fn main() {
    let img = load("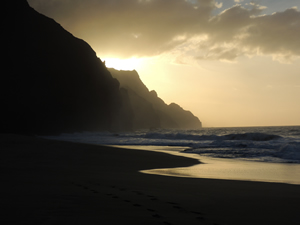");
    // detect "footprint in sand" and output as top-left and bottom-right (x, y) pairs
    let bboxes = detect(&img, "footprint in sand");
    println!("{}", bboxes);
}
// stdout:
(196, 216), (205, 220)
(163, 222), (173, 225)
(190, 211), (203, 215)
(166, 202), (178, 205)
(152, 213), (163, 219)
(147, 208), (156, 212)
(133, 190), (144, 196)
